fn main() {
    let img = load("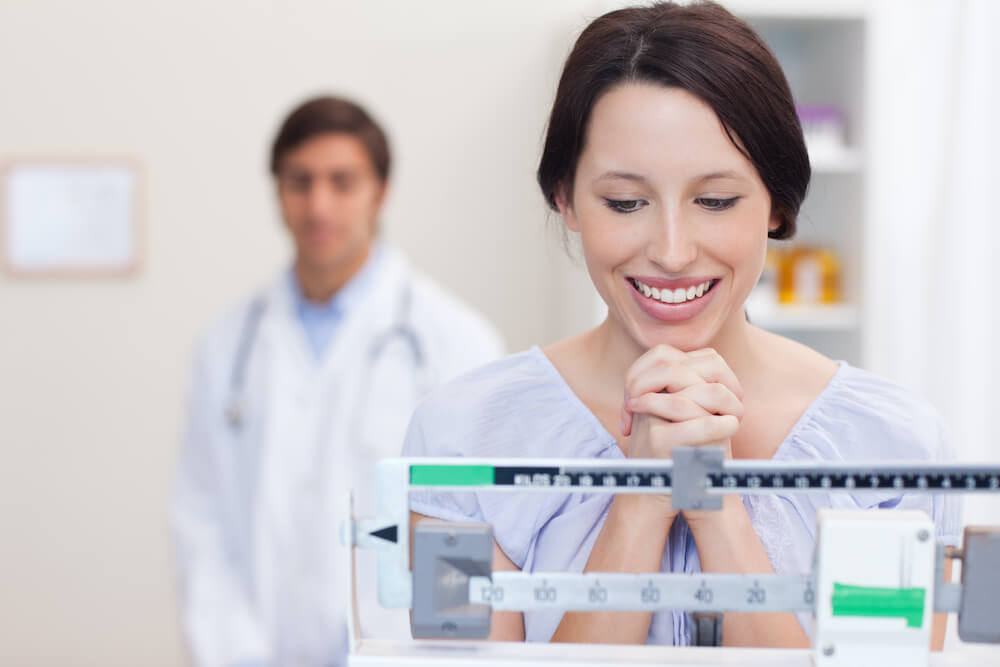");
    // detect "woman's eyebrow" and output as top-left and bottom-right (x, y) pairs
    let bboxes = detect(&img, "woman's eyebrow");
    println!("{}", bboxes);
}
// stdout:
(594, 170), (649, 184)
(693, 170), (745, 184)
(595, 170), (748, 186)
